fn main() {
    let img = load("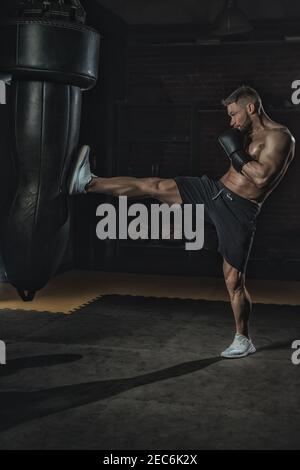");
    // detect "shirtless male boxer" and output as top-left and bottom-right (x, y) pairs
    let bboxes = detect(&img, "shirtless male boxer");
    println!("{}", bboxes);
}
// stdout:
(68, 86), (295, 358)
